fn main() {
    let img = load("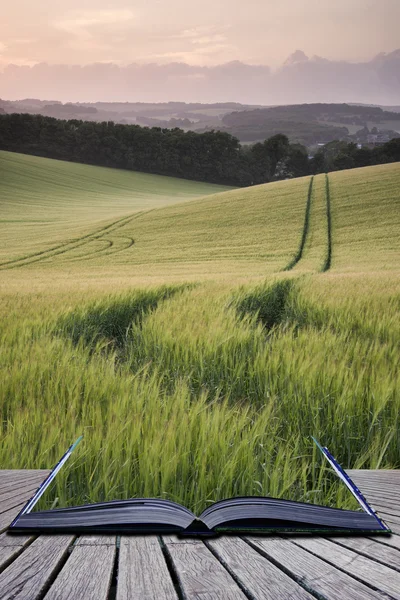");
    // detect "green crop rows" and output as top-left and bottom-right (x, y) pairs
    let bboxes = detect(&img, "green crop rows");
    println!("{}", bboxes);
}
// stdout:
(0, 151), (399, 512)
